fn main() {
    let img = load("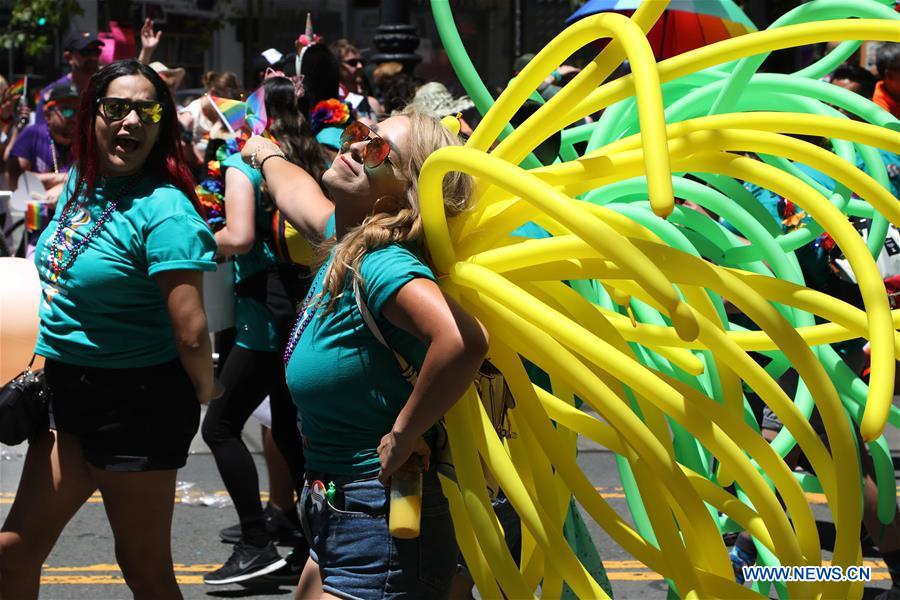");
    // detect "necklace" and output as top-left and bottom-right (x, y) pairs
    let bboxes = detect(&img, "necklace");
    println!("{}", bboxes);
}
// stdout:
(46, 177), (138, 277)
(48, 134), (59, 174)
(283, 267), (327, 366)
